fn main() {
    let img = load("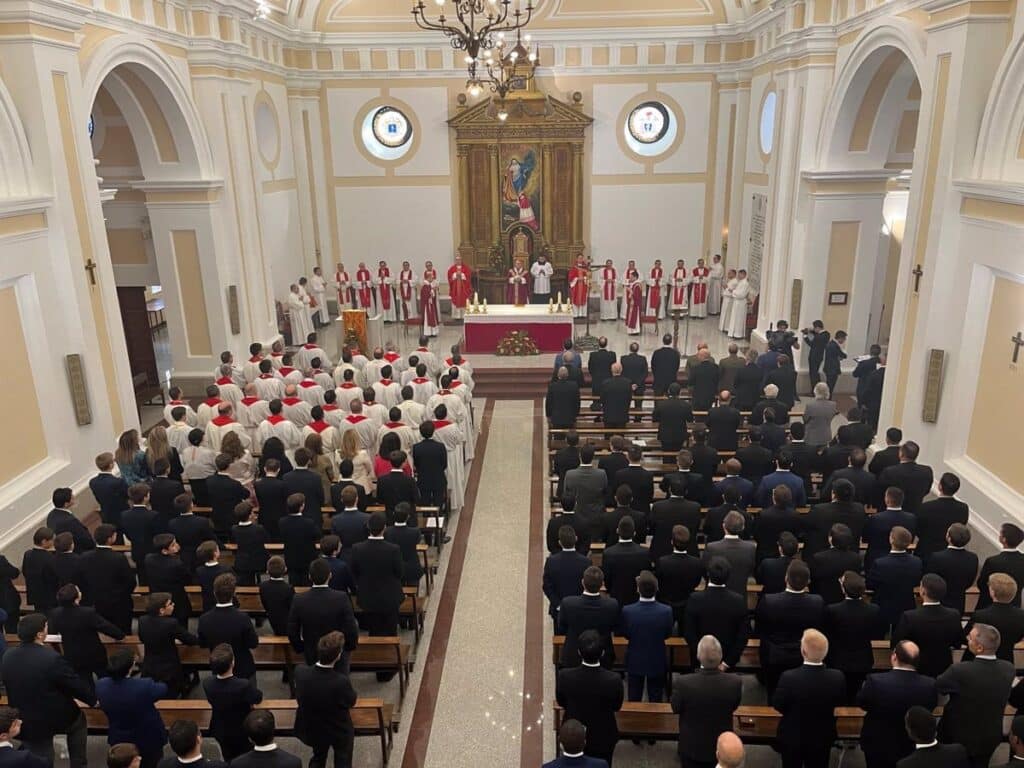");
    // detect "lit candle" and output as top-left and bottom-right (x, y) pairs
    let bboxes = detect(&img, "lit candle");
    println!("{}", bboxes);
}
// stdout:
(556, 291), (562, 305)
(473, 291), (479, 305)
